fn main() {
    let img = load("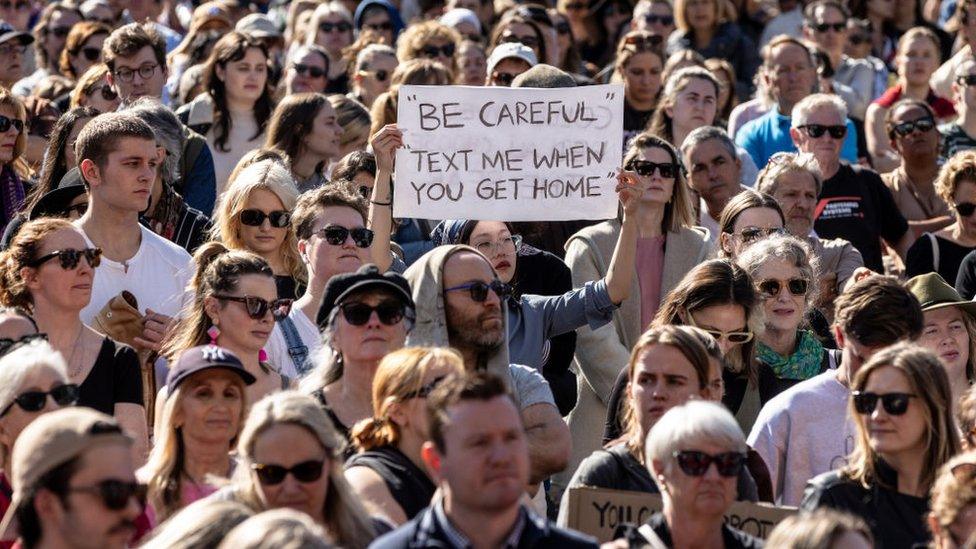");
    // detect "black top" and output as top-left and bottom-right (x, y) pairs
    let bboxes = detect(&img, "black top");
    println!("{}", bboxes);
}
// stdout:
(800, 460), (930, 549)
(623, 99), (654, 151)
(275, 274), (299, 301)
(906, 233), (975, 288)
(957, 249), (976, 300)
(345, 446), (435, 520)
(326, 72), (350, 95)
(312, 388), (354, 459)
(615, 513), (764, 549)
(814, 163), (909, 273)
(78, 338), (144, 415)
